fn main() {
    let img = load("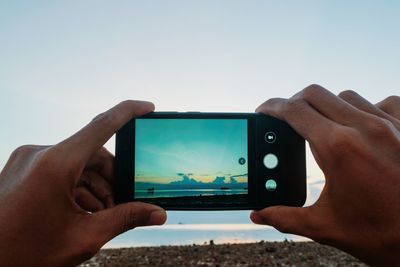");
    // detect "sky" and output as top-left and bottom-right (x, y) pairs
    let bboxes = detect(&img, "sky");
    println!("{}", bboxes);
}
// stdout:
(0, 1), (399, 230)
(135, 118), (248, 184)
